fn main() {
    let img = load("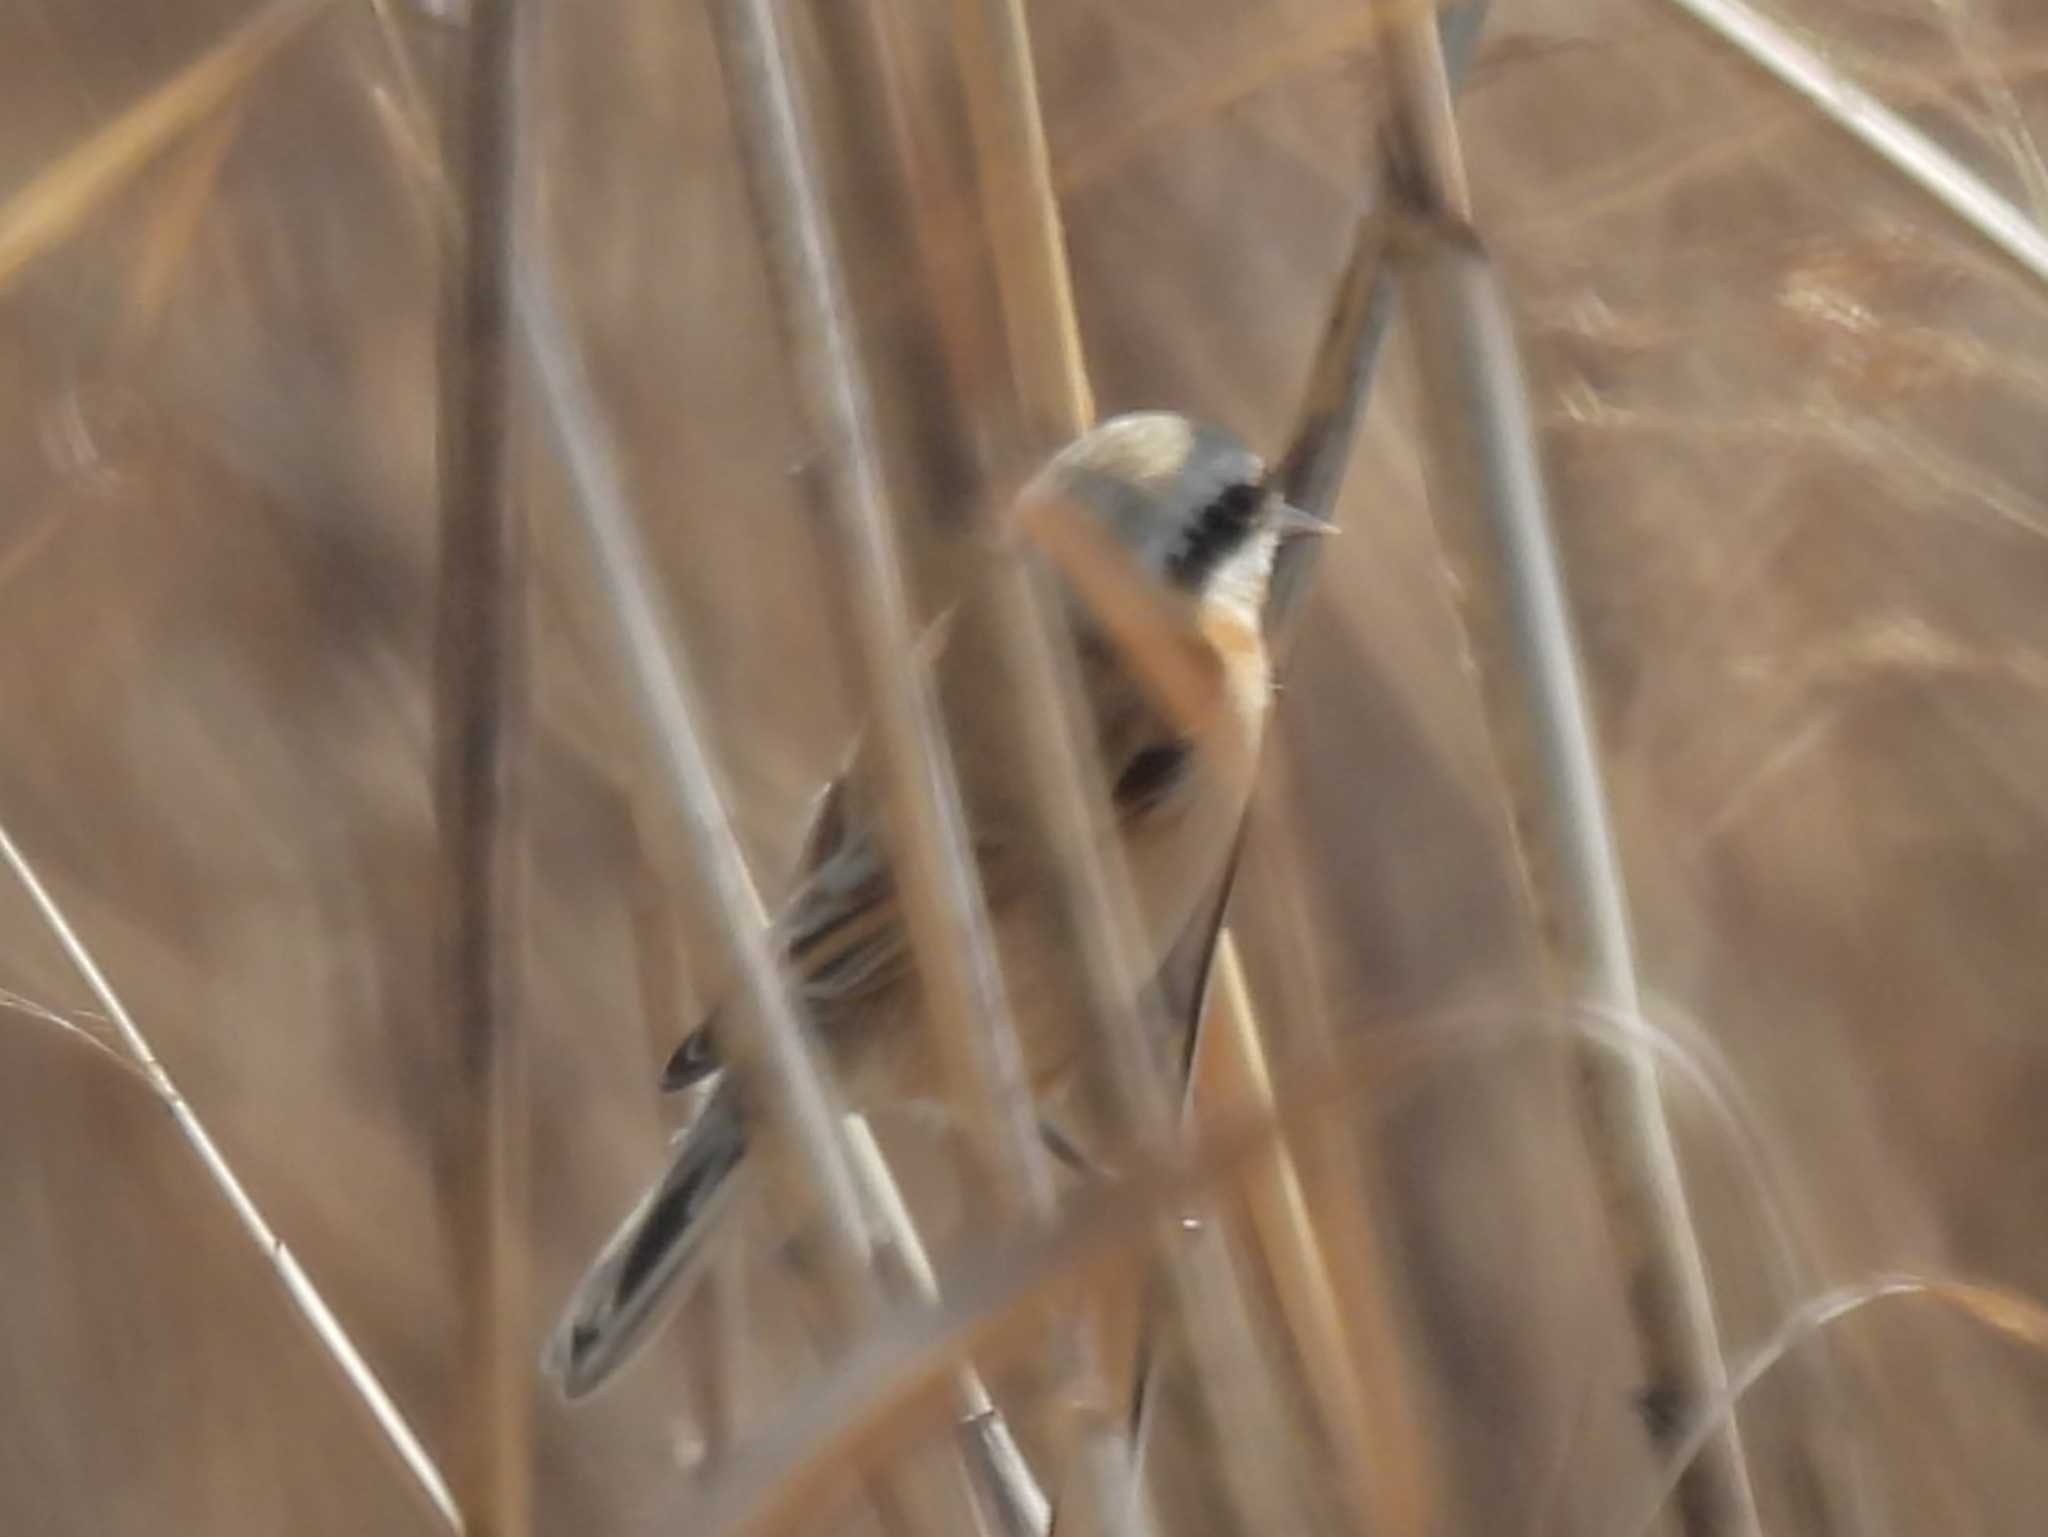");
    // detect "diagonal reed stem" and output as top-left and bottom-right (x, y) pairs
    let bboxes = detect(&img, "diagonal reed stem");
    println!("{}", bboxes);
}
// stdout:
(0, 818), (462, 1531)
(513, 259), (877, 1325)
(1661, 0), (2048, 293)
(700, 2), (1066, 1531)
(1368, 5), (1761, 1532)
(516, 181), (984, 1537)
(713, 0), (1064, 1236)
